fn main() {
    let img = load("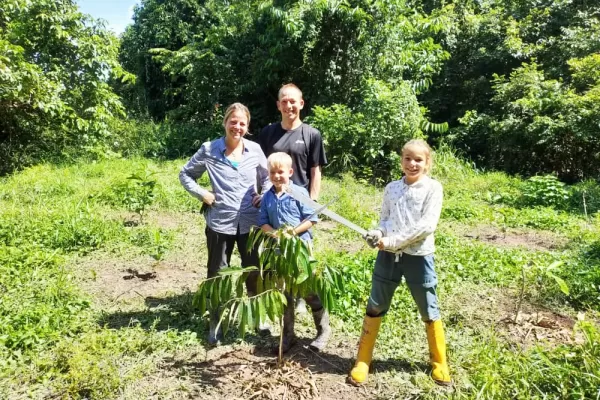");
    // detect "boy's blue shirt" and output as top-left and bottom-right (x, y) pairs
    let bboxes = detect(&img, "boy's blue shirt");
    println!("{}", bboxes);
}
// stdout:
(258, 182), (318, 241)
